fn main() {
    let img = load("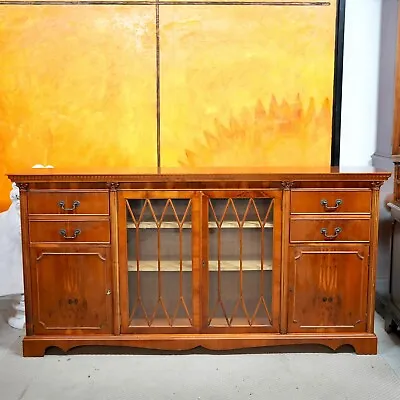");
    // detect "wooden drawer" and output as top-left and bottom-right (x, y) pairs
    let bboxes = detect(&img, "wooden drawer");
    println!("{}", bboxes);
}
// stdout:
(30, 220), (110, 243)
(291, 190), (371, 214)
(290, 218), (370, 243)
(28, 191), (109, 215)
